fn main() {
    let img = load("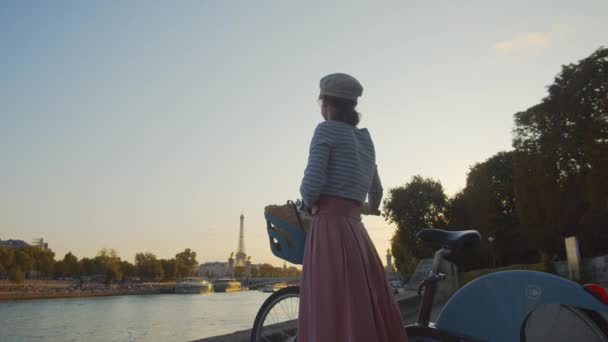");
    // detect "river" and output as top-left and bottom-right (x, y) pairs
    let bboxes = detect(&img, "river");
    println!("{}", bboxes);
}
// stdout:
(0, 291), (272, 342)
